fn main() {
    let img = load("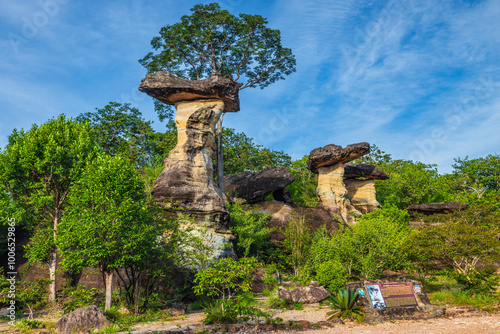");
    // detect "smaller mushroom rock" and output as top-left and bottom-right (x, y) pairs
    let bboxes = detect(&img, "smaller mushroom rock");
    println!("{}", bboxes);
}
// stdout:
(344, 164), (389, 180)
(307, 142), (370, 174)
(345, 179), (380, 214)
(56, 305), (109, 334)
(139, 71), (242, 112)
(406, 201), (469, 214)
(223, 167), (295, 203)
